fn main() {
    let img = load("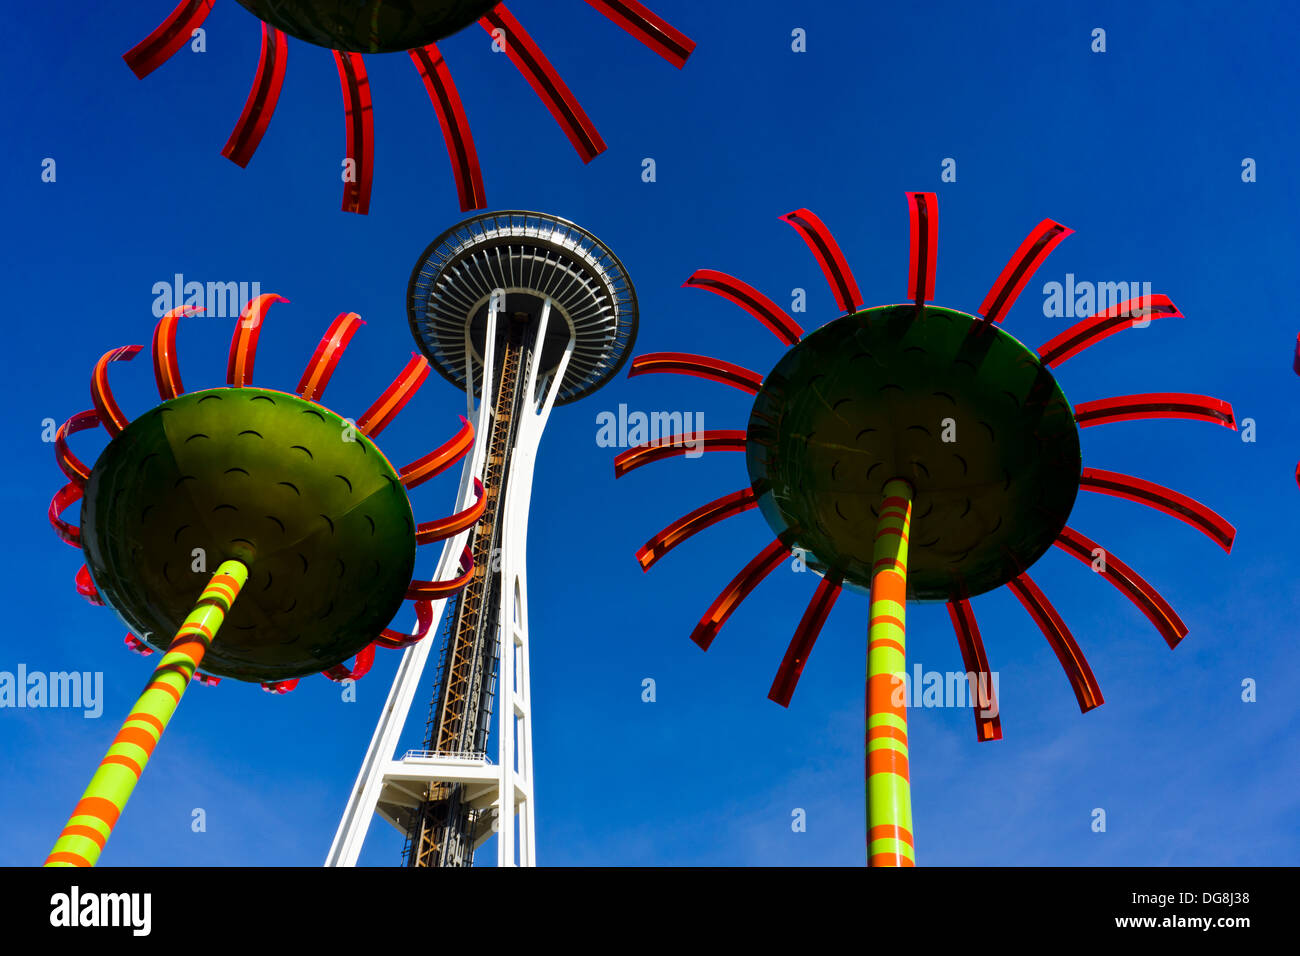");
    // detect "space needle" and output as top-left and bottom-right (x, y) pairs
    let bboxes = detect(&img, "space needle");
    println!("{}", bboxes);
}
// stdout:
(327, 211), (637, 866)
